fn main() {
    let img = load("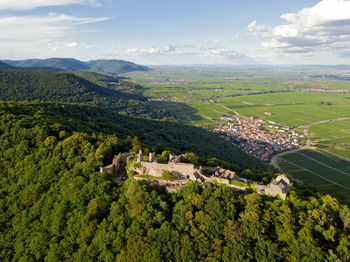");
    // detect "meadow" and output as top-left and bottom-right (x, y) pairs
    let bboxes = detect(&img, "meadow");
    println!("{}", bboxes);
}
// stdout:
(124, 67), (350, 200)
